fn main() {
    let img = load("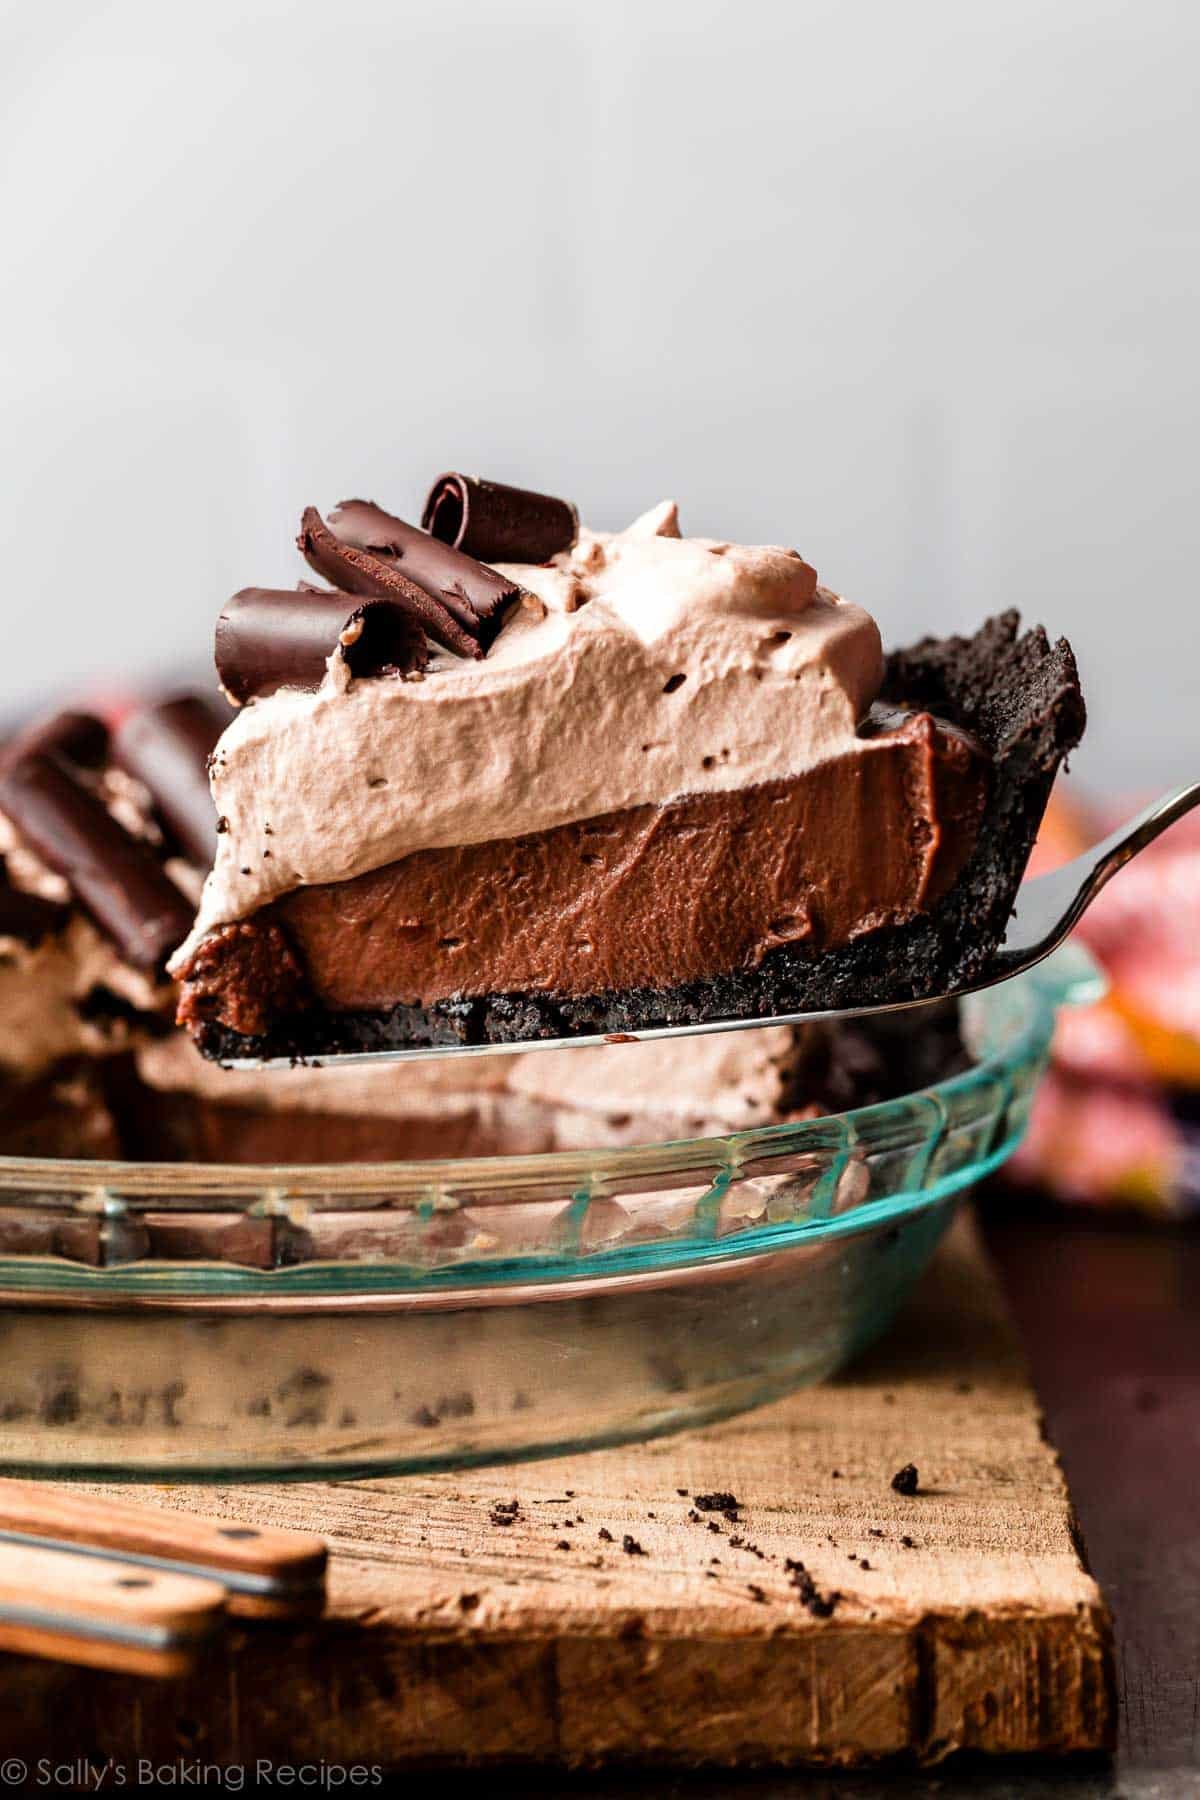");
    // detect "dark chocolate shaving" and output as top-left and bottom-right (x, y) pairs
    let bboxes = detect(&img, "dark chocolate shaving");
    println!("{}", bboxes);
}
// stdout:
(0, 862), (69, 946)
(299, 508), (481, 660)
(113, 693), (233, 868)
(215, 586), (429, 706)
(0, 753), (193, 972)
(8, 710), (110, 772)
(327, 500), (521, 651)
(422, 473), (578, 565)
